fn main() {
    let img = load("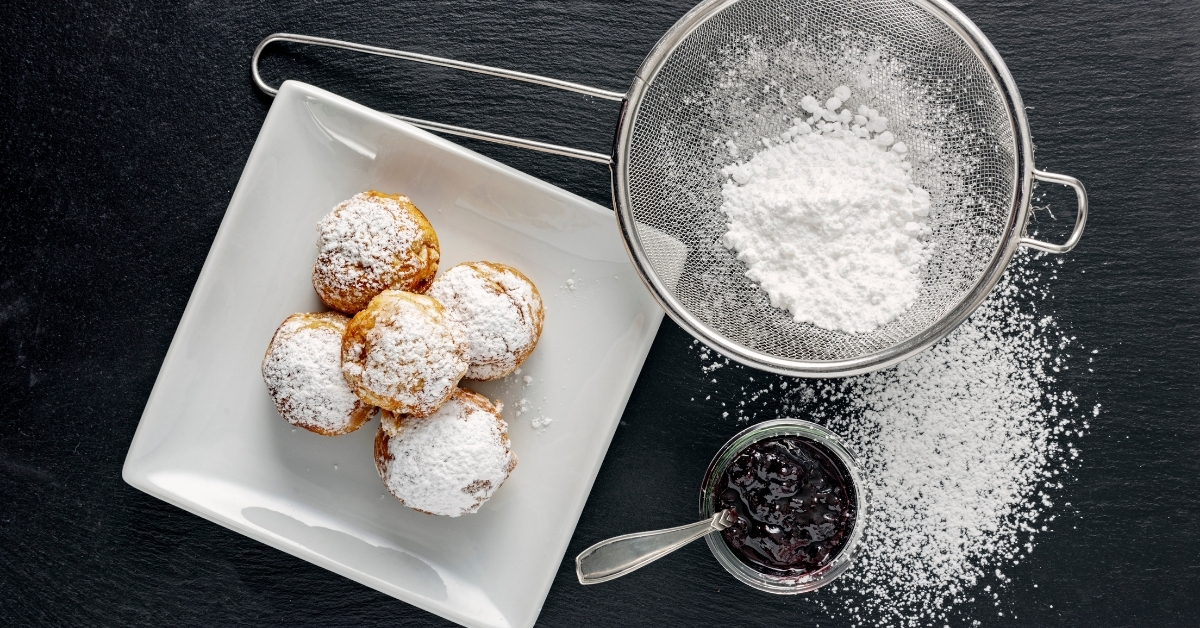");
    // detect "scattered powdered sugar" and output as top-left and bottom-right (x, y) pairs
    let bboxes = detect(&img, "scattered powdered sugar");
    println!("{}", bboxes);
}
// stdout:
(719, 87), (931, 333)
(490, 372), (553, 432)
(690, 252), (1092, 625)
(377, 389), (517, 517)
(428, 262), (543, 380)
(342, 292), (467, 416)
(261, 313), (370, 434)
